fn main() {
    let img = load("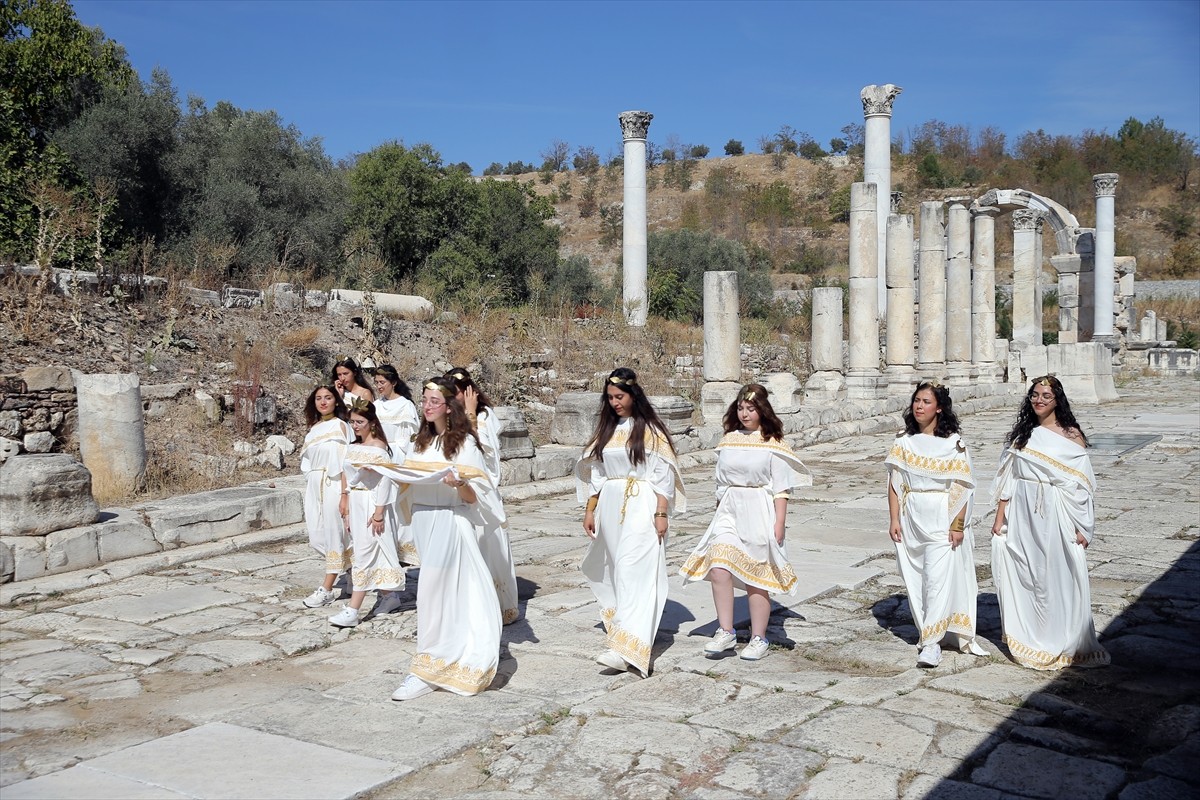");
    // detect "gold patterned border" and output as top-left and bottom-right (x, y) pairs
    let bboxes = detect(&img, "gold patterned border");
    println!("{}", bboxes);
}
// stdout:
(679, 542), (797, 594)
(300, 426), (350, 457)
(919, 612), (974, 645)
(886, 444), (972, 480)
(1019, 447), (1095, 492)
(350, 565), (405, 590)
(1002, 633), (1110, 671)
(410, 652), (496, 694)
(324, 548), (353, 573)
